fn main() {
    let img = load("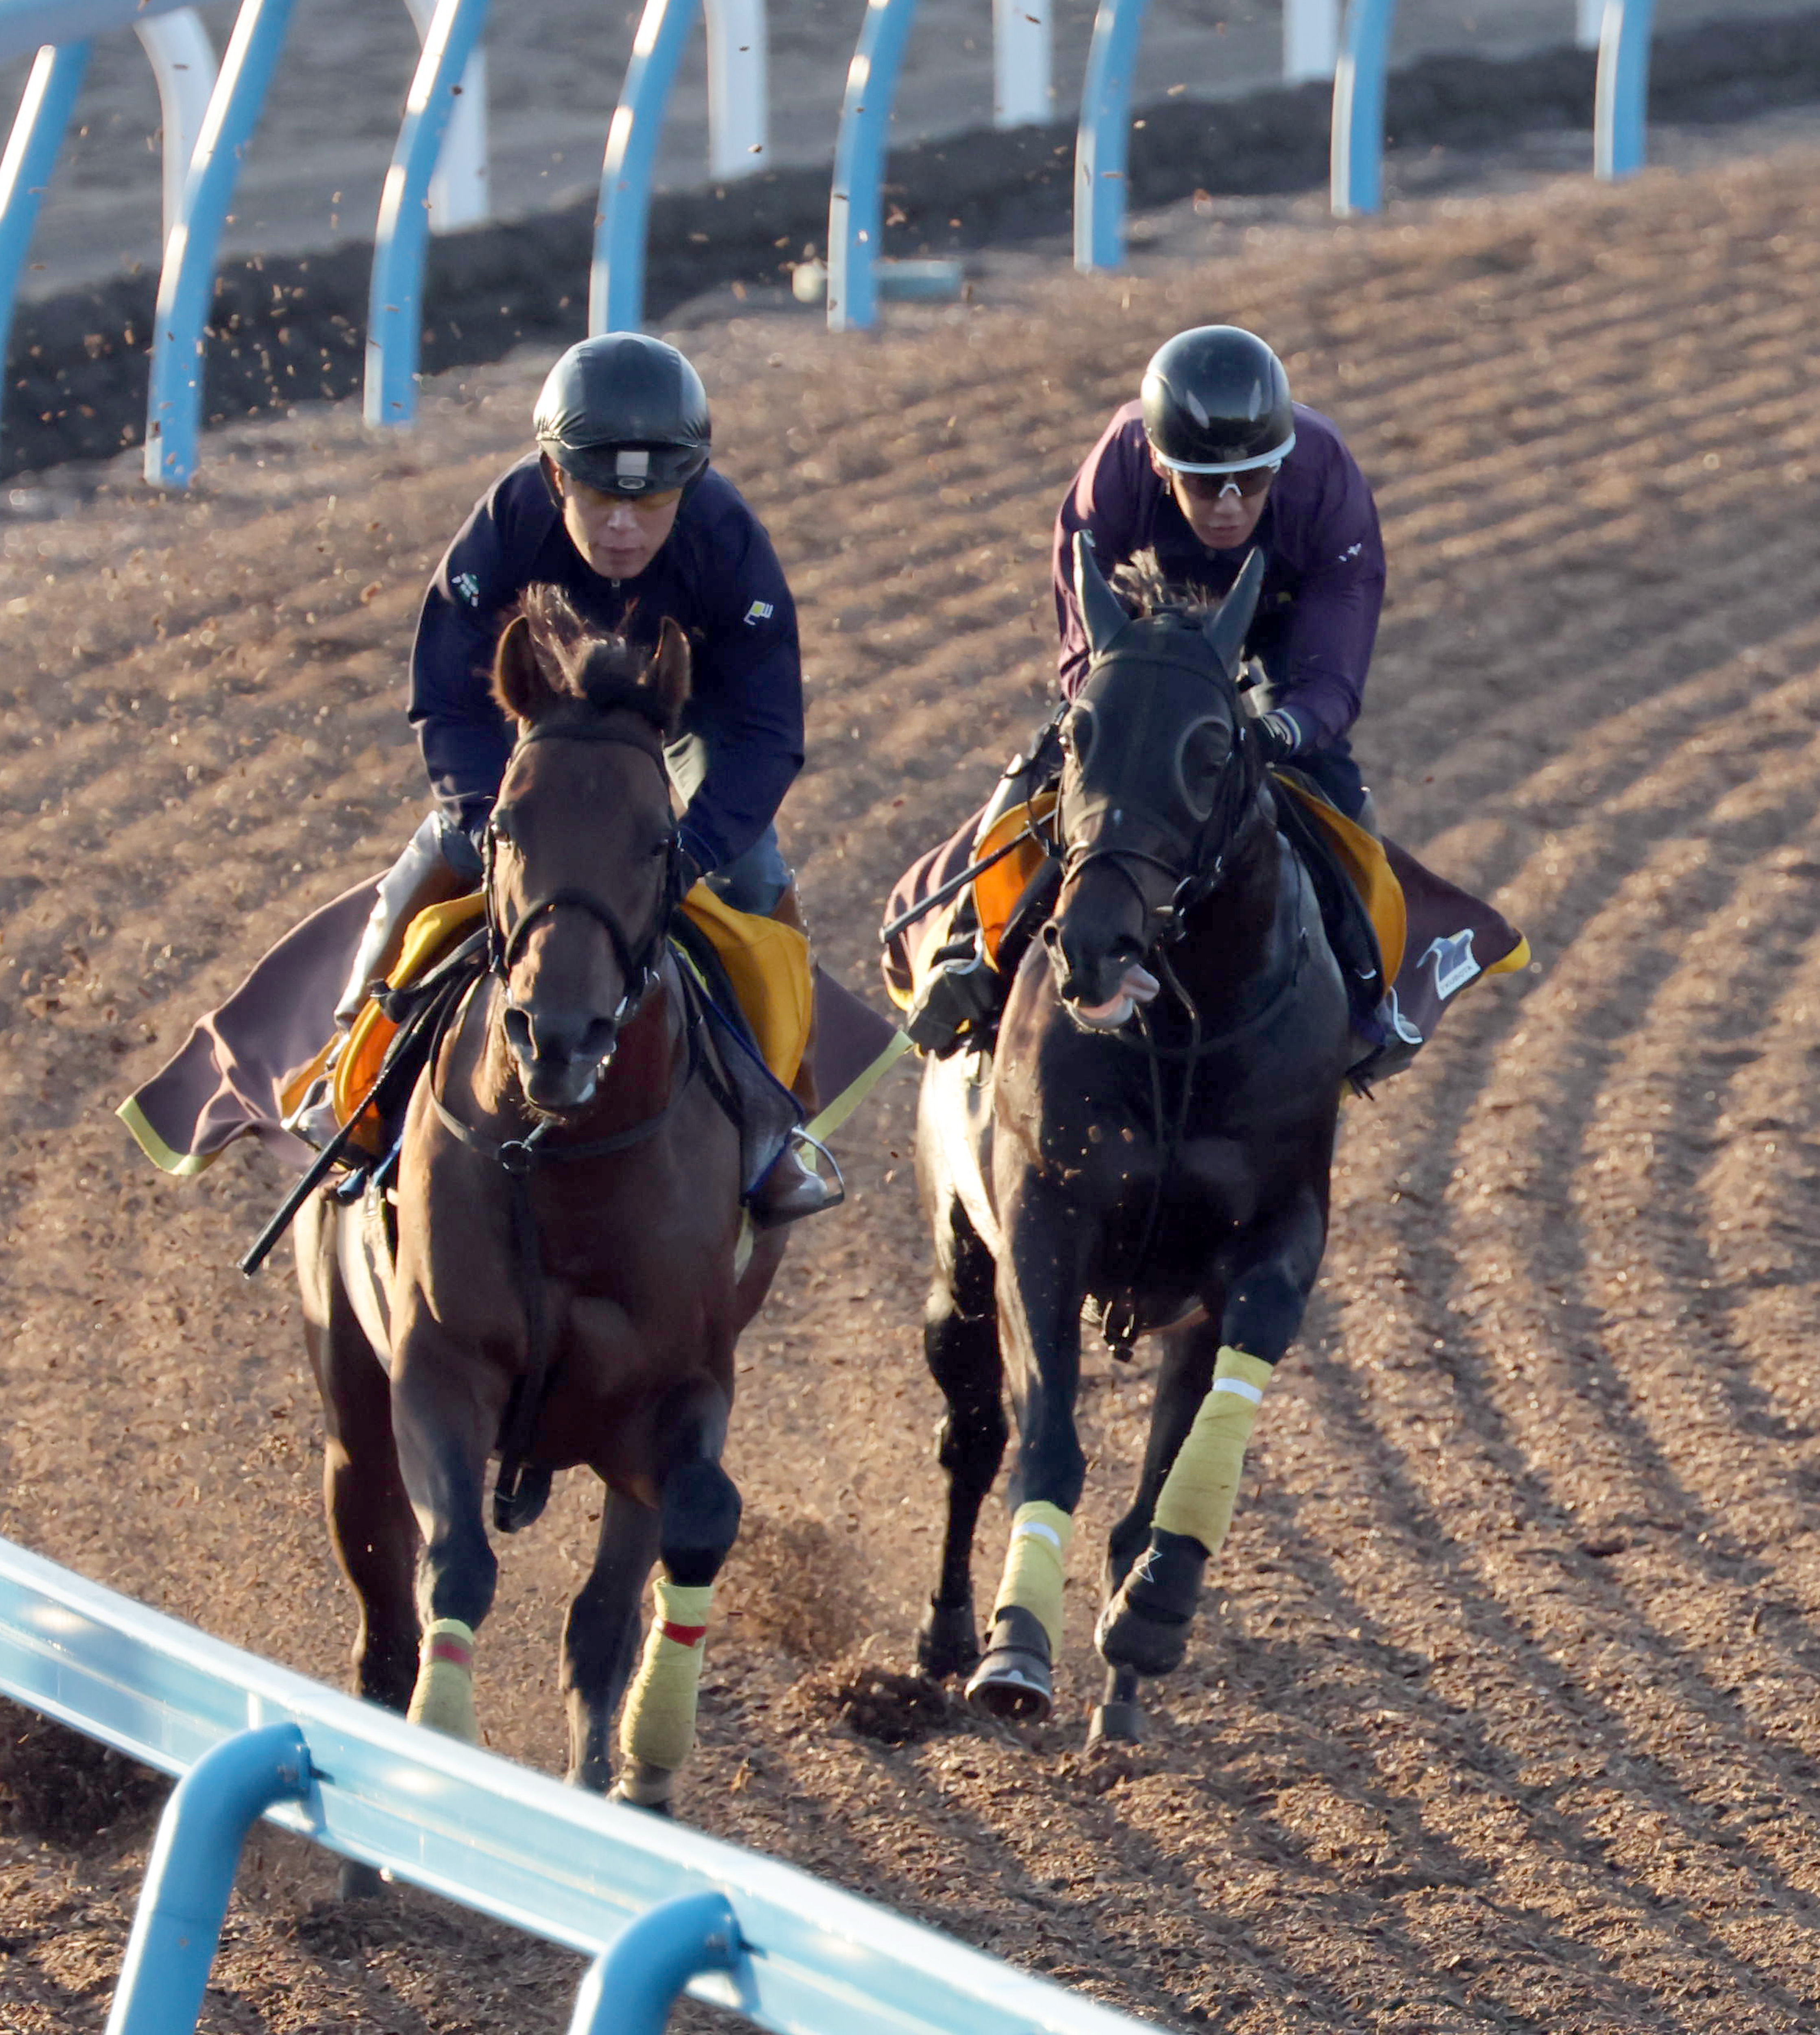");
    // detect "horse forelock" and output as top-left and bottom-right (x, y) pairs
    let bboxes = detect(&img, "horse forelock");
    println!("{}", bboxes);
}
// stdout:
(513, 585), (675, 738)
(1110, 548), (1219, 629)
